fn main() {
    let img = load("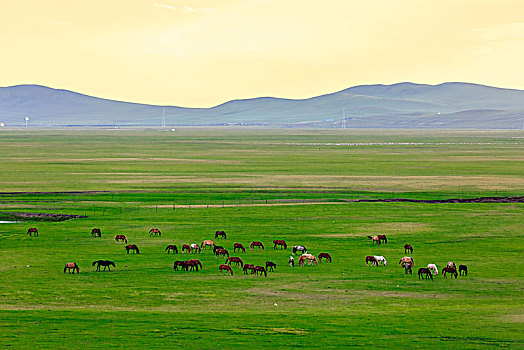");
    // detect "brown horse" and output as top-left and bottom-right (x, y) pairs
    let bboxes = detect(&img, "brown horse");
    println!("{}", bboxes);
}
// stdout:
(115, 235), (127, 244)
(226, 256), (243, 267)
(299, 254), (317, 266)
(243, 264), (255, 275)
(125, 244), (140, 254)
(173, 260), (186, 270)
(201, 240), (215, 250)
(254, 266), (267, 277)
(404, 244), (413, 254)
(366, 256), (378, 266)
(233, 243), (246, 253)
(64, 262), (79, 274)
(318, 253), (332, 263)
(182, 244), (192, 253)
(418, 267), (433, 280)
(215, 248), (229, 258)
(378, 234), (387, 244)
(190, 259), (203, 271)
(91, 228), (101, 238)
(265, 261), (276, 272)
(149, 228), (161, 237)
(368, 235), (380, 245)
(219, 264), (233, 275)
(27, 228), (38, 237)
(273, 240), (287, 249)
(215, 230), (227, 239)
(399, 256), (414, 268)
(165, 245), (178, 254)
(442, 267), (458, 279)
(250, 241), (264, 250)
(92, 260), (115, 271)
